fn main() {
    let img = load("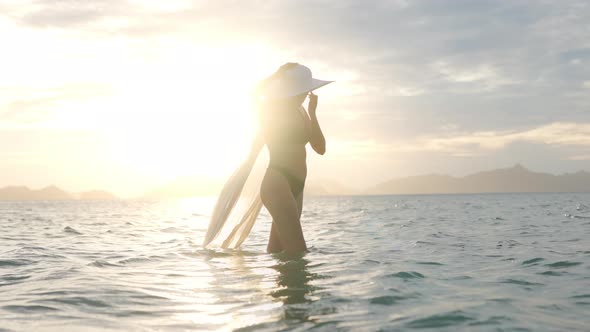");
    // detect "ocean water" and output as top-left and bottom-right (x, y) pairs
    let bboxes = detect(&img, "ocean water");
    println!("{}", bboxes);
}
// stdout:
(1, 193), (589, 332)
